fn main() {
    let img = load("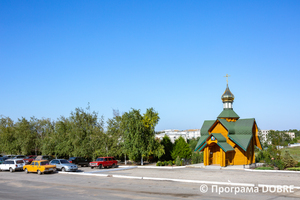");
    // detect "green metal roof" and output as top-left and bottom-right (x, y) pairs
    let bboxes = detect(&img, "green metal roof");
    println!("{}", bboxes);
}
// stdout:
(211, 133), (226, 142)
(234, 118), (255, 135)
(218, 108), (239, 119)
(200, 120), (215, 135)
(198, 142), (207, 152)
(228, 135), (252, 151)
(218, 119), (235, 134)
(194, 135), (209, 151)
(217, 142), (235, 152)
(197, 113), (259, 152)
